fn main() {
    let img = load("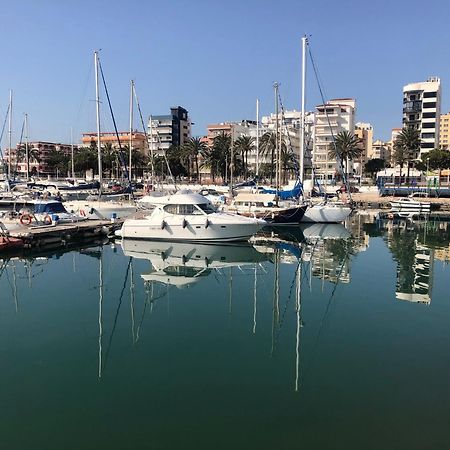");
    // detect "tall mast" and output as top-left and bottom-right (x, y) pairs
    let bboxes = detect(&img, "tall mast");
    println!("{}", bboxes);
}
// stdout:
(8, 89), (12, 182)
(94, 51), (102, 192)
(149, 115), (155, 182)
(300, 36), (307, 182)
(274, 82), (279, 205)
(24, 113), (29, 180)
(71, 127), (75, 179)
(256, 98), (259, 177)
(129, 80), (134, 182)
(229, 125), (234, 201)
